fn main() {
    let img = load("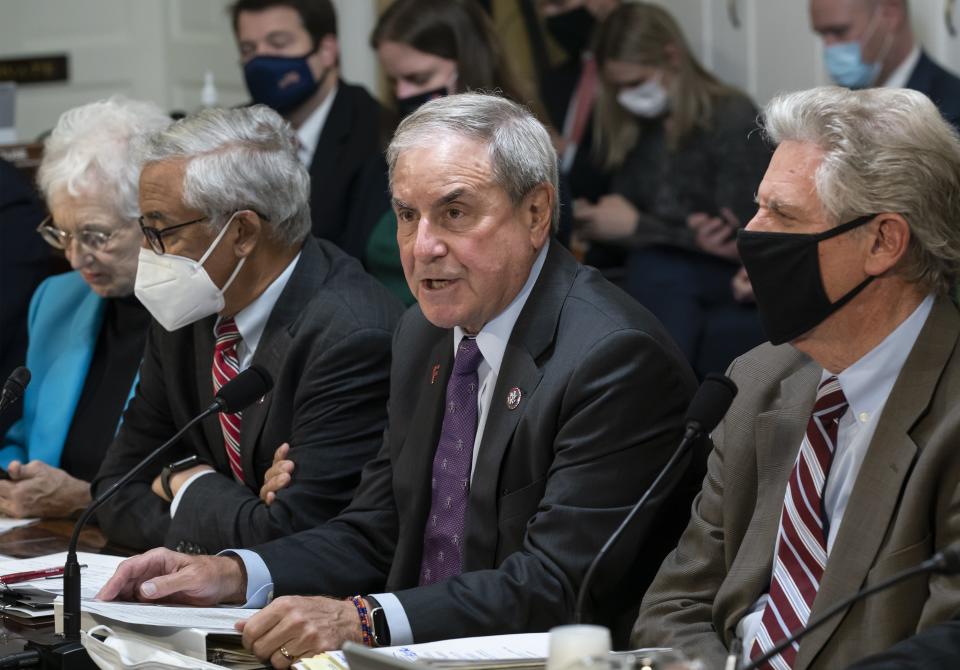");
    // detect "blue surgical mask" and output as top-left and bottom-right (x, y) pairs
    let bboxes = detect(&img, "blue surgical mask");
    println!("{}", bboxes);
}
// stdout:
(822, 10), (891, 89)
(824, 42), (881, 89)
(243, 52), (320, 114)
